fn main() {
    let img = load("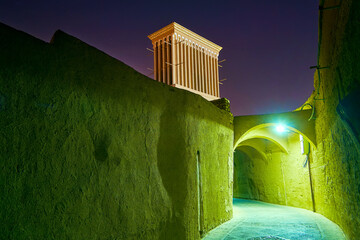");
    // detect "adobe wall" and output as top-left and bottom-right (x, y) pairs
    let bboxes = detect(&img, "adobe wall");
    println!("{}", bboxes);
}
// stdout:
(306, 0), (360, 239)
(0, 23), (233, 240)
(233, 133), (313, 211)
